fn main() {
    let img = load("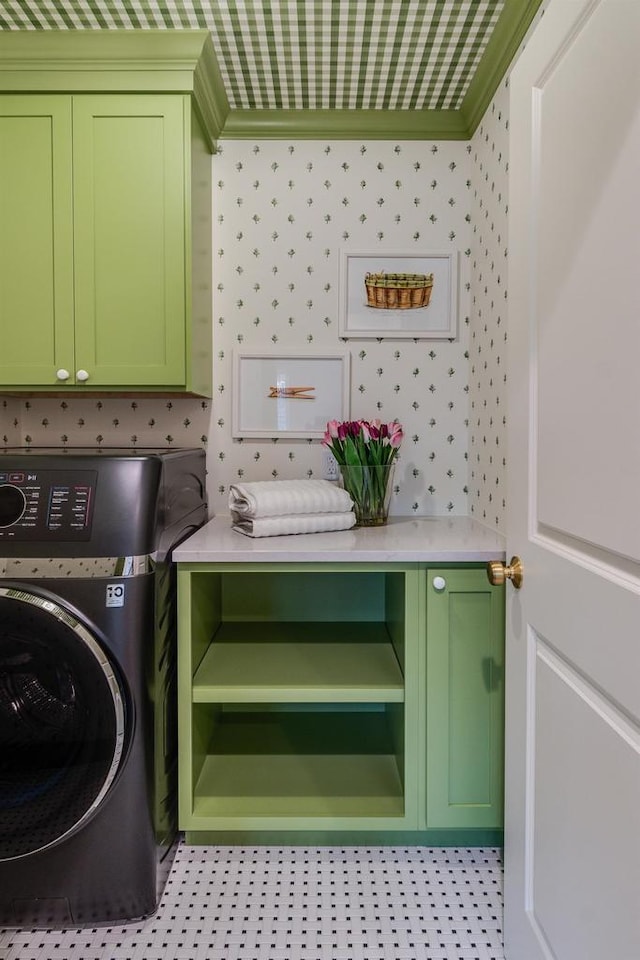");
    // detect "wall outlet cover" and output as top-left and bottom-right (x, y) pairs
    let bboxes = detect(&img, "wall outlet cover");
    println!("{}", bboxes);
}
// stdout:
(322, 449), (340, 481)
